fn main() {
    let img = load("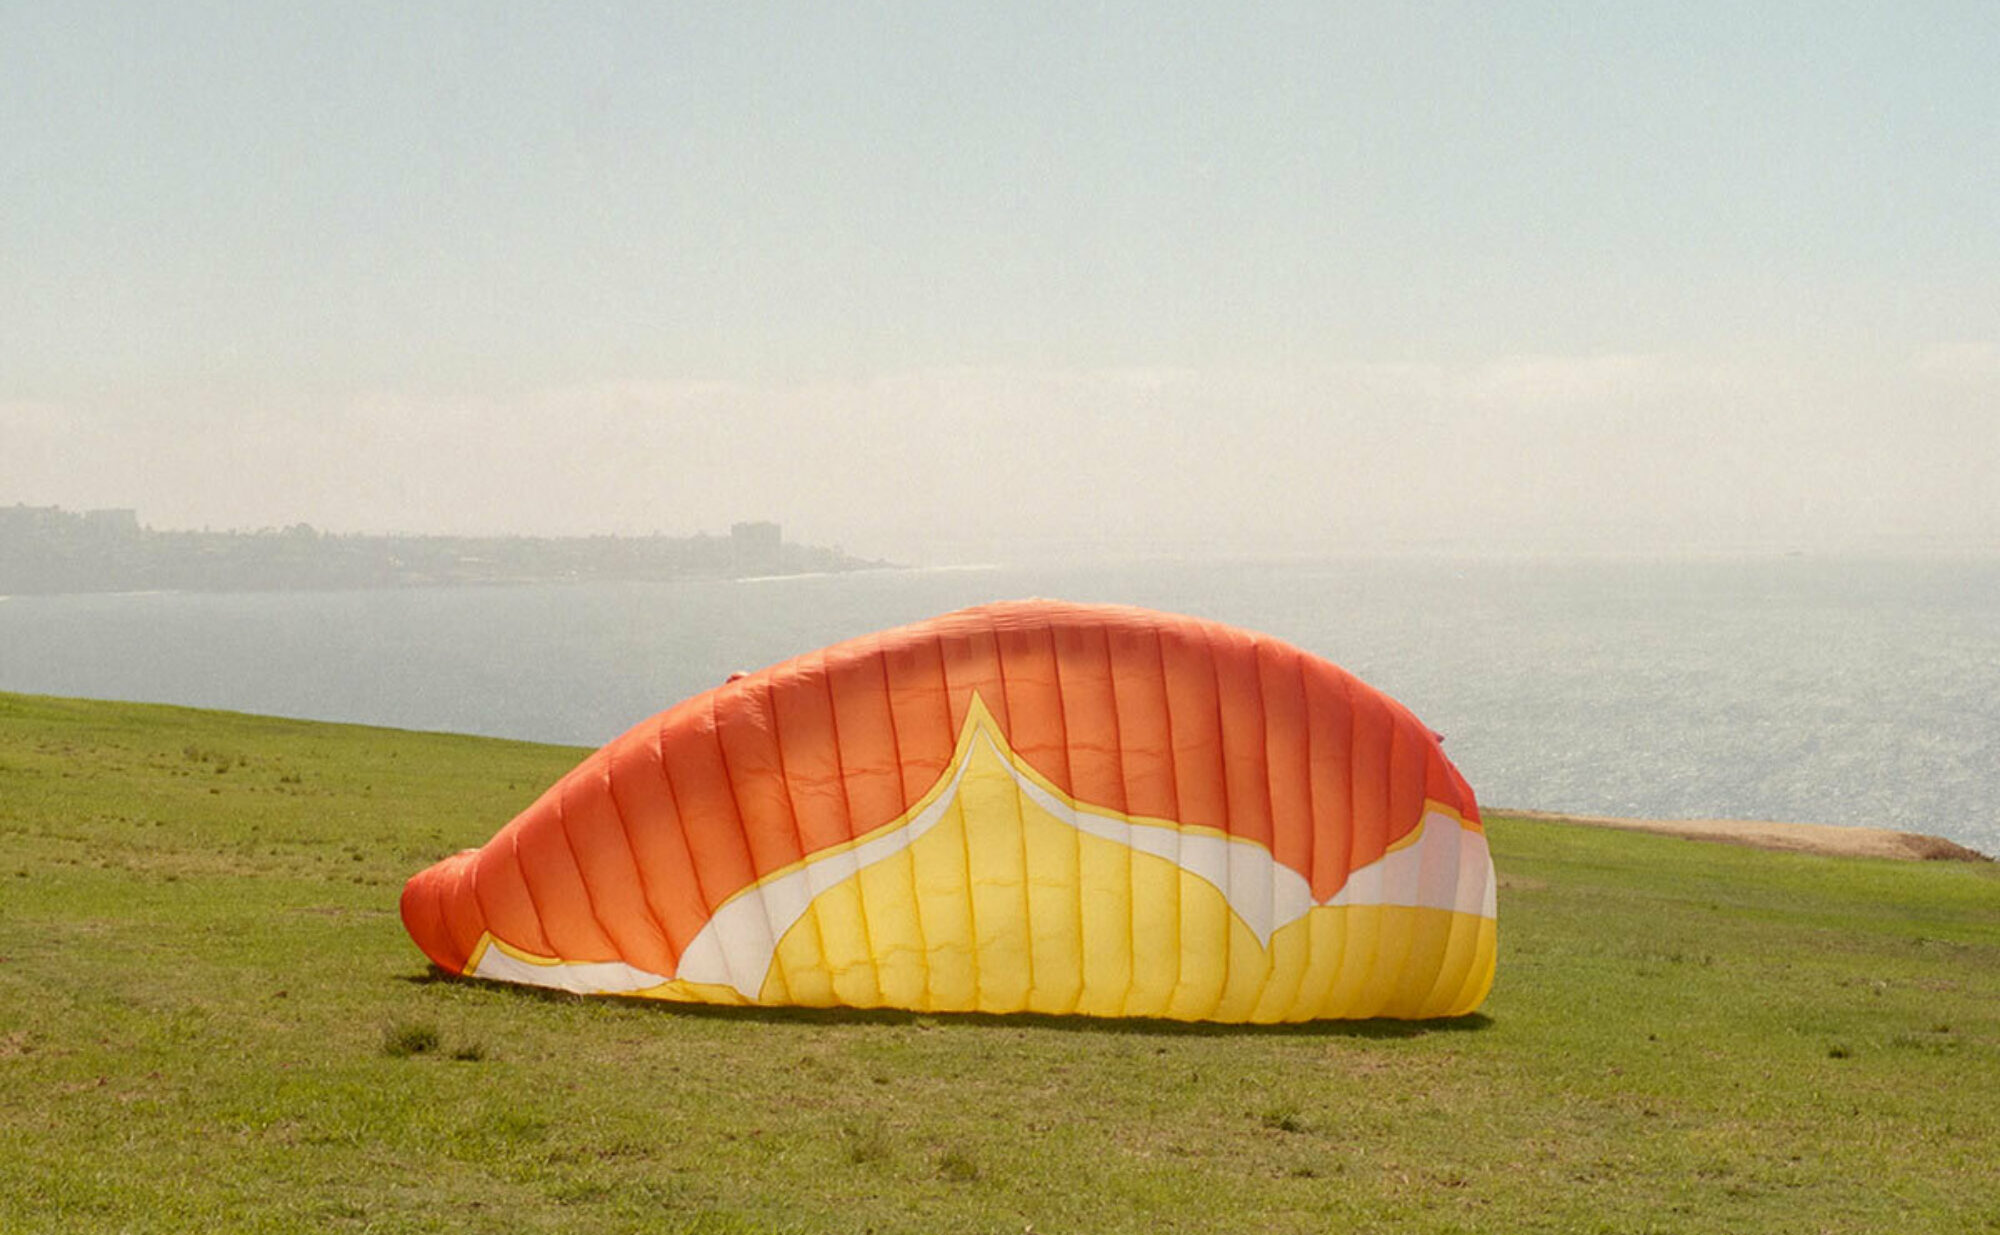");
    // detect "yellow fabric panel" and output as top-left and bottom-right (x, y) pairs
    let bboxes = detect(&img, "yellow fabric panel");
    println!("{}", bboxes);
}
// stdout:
(1316, 899), (1382, 1017)
(757, 733), (1497, 1021)
(1258, 906), (1495, 1022)
(802, 875), (886, 1010)
(1385, 904), (1455, 1018)
(1071, 819), (1134, 1018)
(1370, 906), (1427, 1019)
(1418, 903), (1481, 1016)
(1022, 794), (1083, 1014)
(1247, 892), (1314, 1023)
(770, 897), (836, 1009)
(1448, 915), (1500, 1016)
(1165, 846), (1232, 1021)
(909, 791), (978, 1009)
(959, 752), (1035, 1010)
(1123, 834), (1185, 1015)
(1210, 870), (1273, 1022)
(858, 868), (931, 1010)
